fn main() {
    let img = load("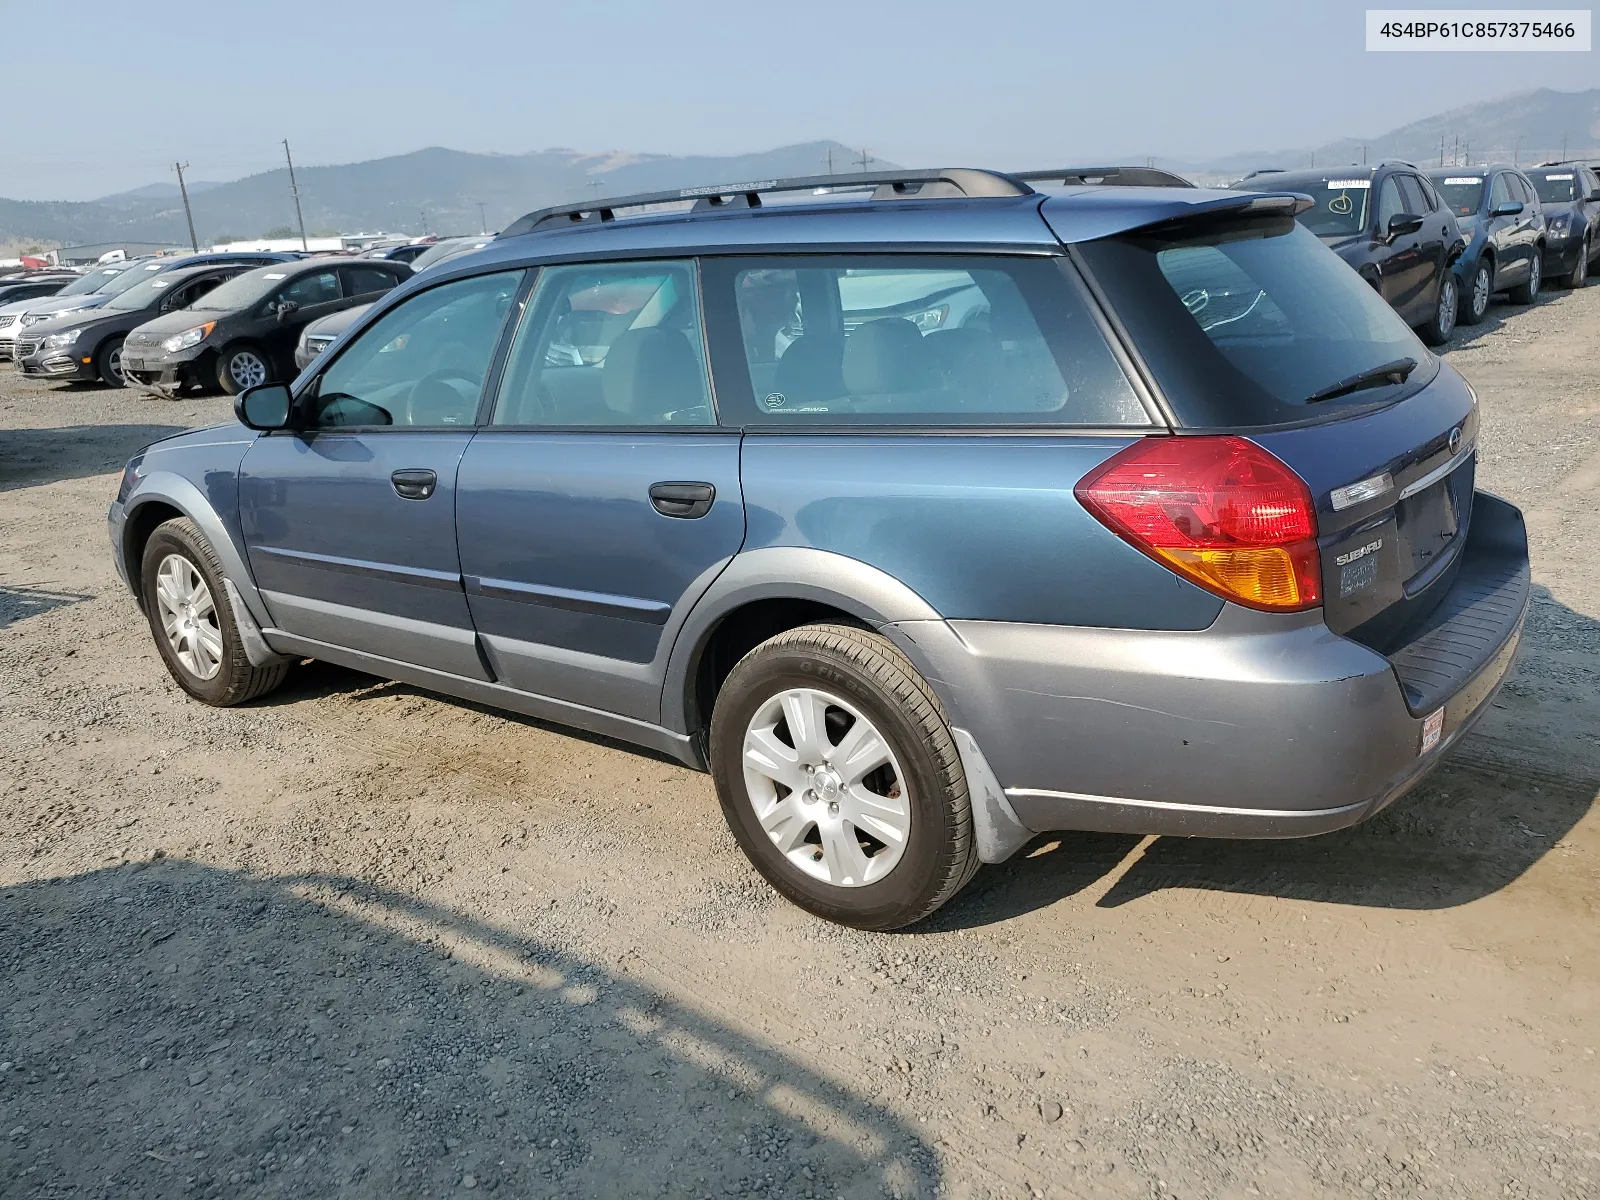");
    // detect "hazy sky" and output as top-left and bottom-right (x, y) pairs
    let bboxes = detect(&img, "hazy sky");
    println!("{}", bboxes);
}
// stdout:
(2, 0), (1594, 200)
